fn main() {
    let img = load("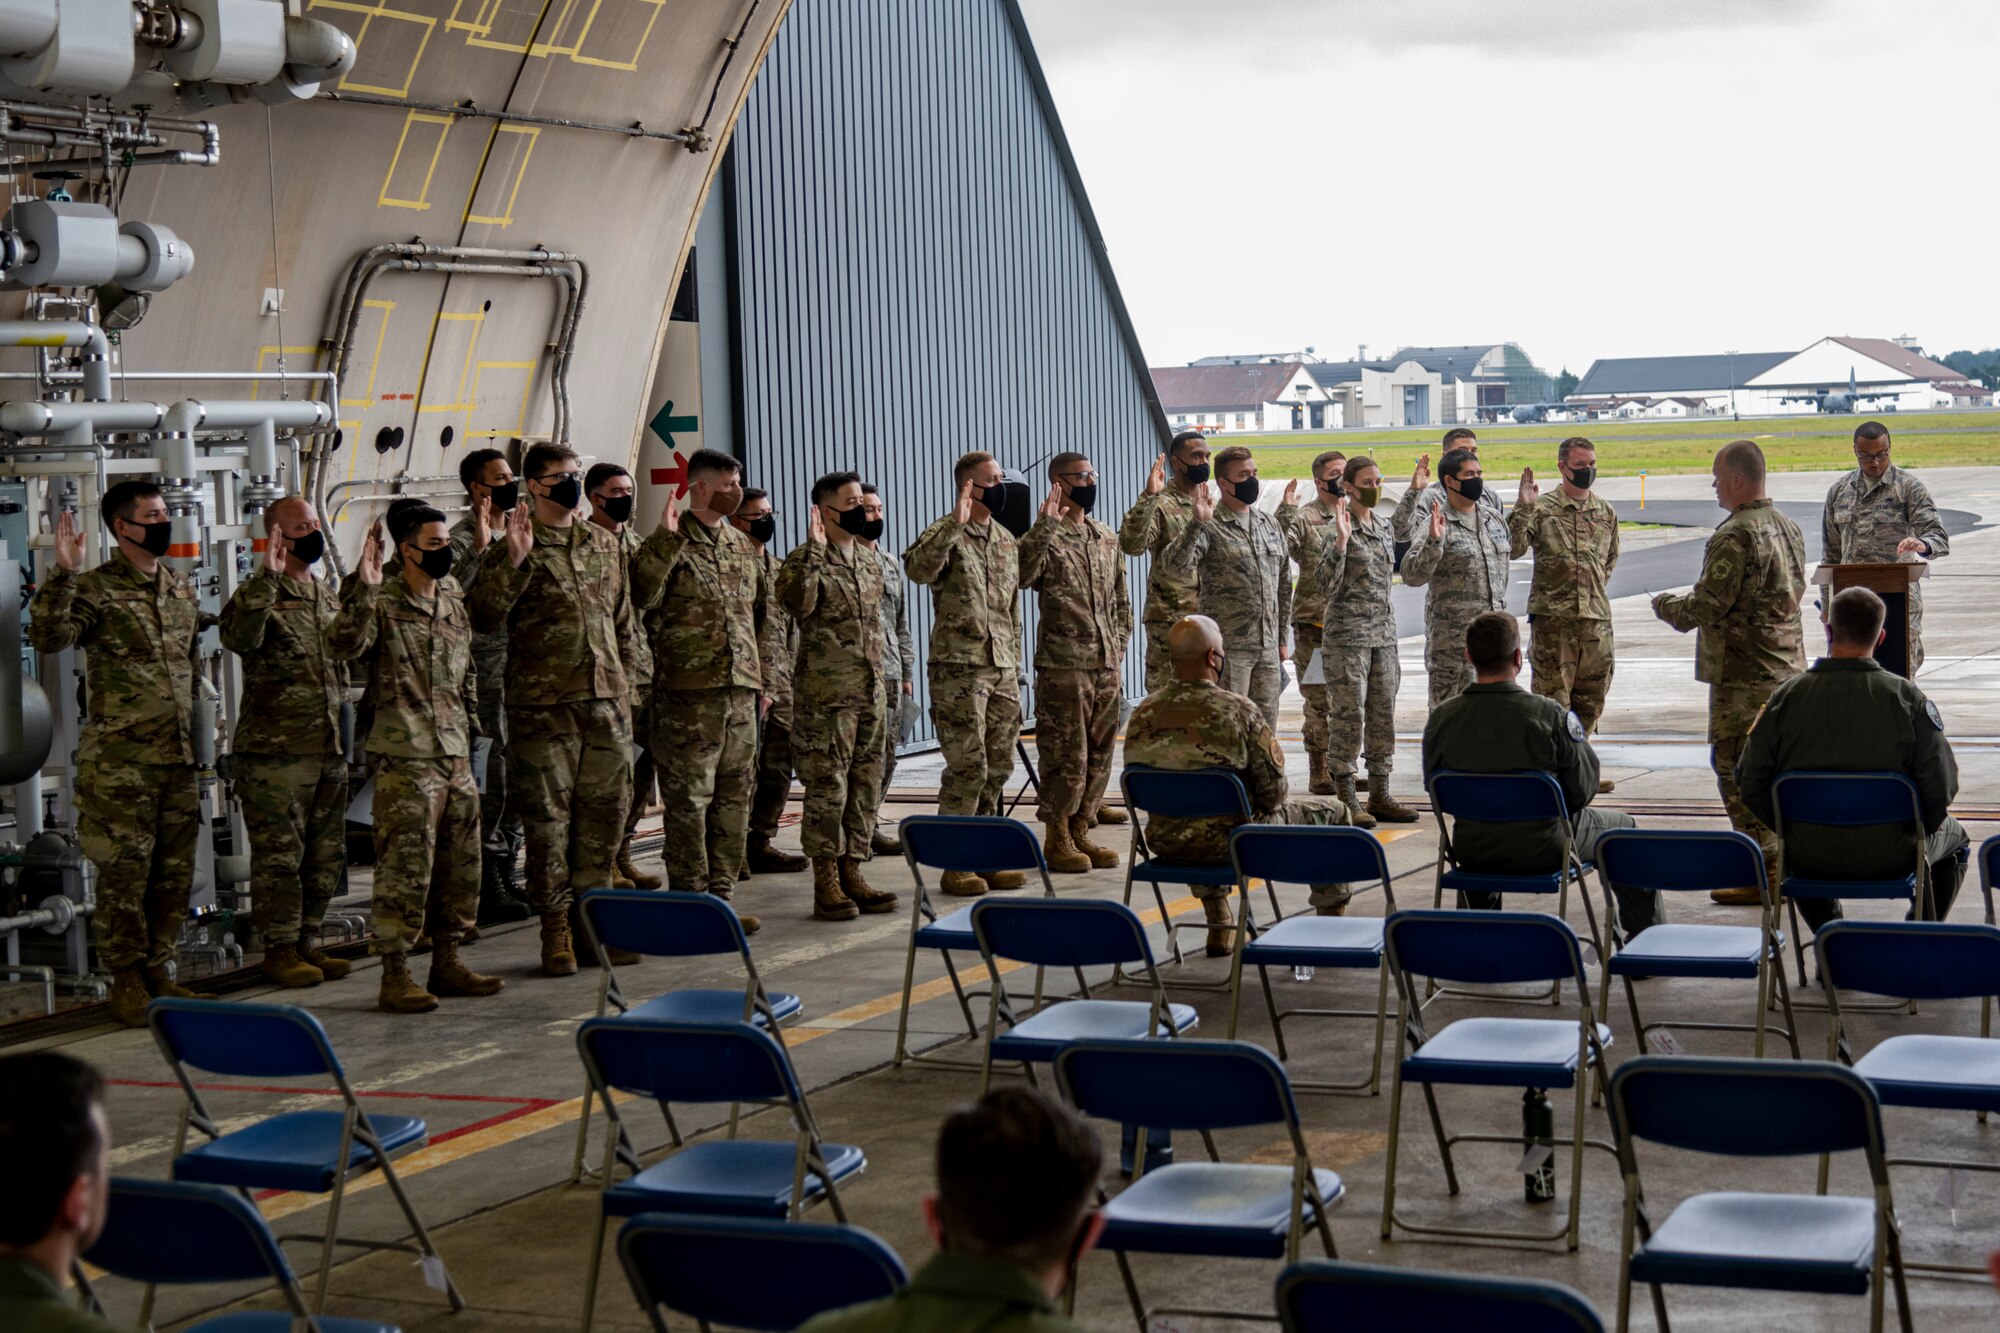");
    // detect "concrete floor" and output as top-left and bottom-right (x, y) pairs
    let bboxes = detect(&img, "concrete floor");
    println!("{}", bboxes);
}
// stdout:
(19, 465), (2000, 1331)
